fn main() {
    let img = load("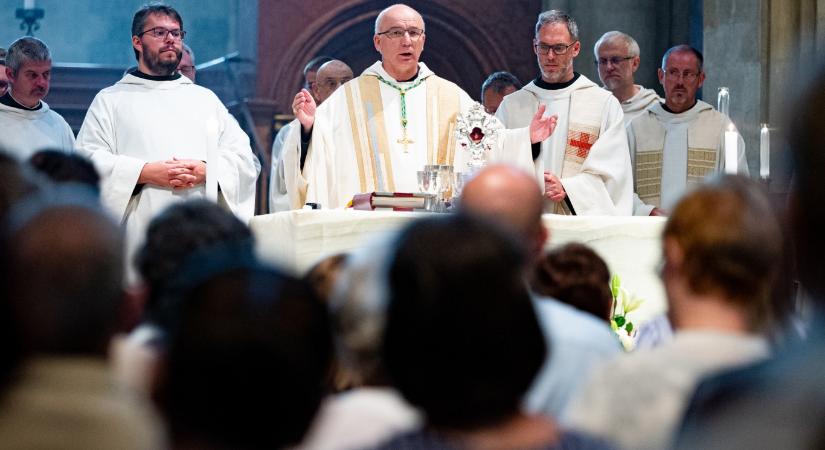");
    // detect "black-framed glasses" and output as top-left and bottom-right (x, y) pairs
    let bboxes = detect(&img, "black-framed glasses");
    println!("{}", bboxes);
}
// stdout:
(139, 27), (186, 41)
(534, 41), (577, 56)
(664, 68), (700, 82)
(595, 56), (634, 66)
(377, 27), (425, 40)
